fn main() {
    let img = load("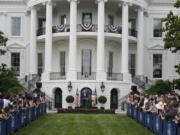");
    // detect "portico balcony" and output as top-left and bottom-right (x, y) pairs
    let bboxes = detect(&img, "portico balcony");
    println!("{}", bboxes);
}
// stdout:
(77, 72), (96, 80)
(36, 24), (137, 38)
(105, 25), (137, 37)
(77, 24), (98, 32)
(47, 72), (126, 81)
(107, 73), (123, 81)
